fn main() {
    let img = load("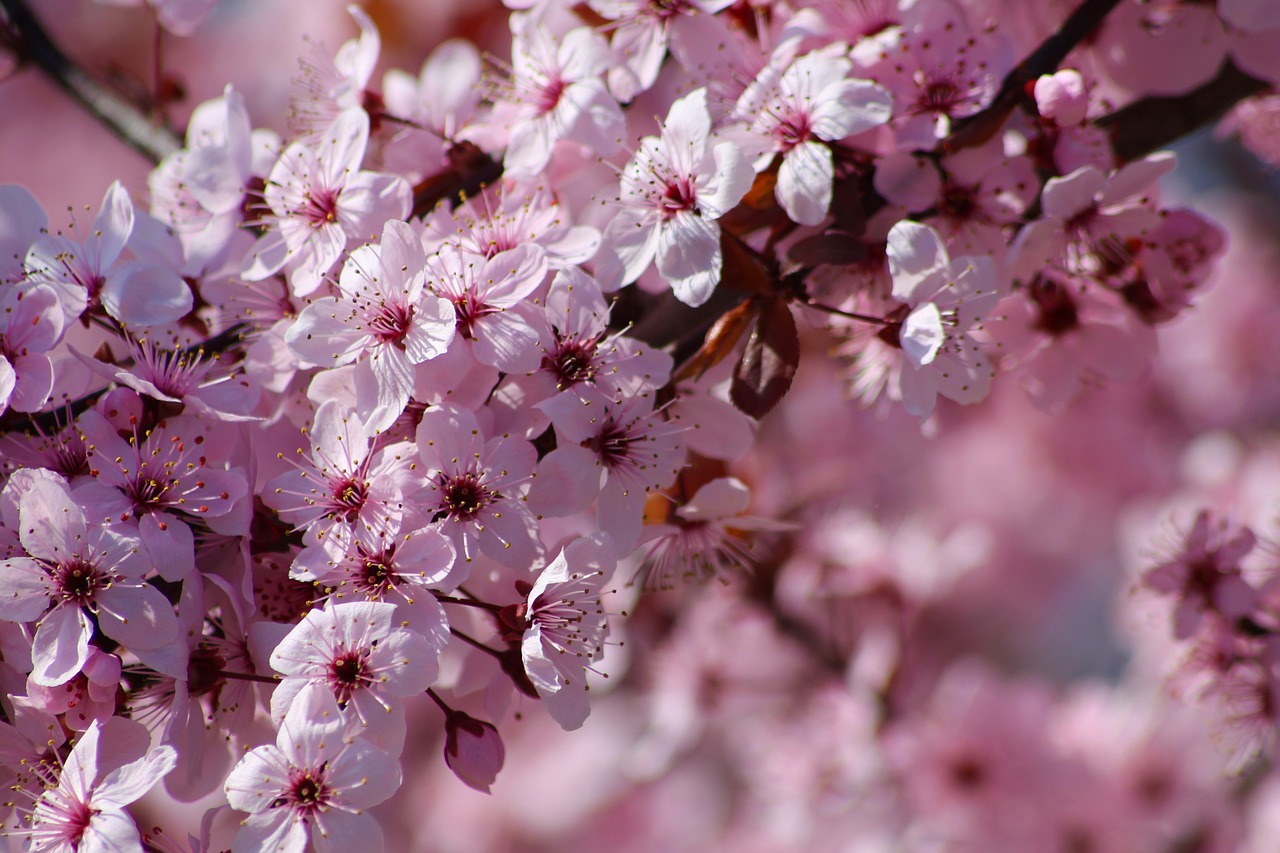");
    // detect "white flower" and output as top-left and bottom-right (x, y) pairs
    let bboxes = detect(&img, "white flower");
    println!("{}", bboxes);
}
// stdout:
(603, 88), (754, 307)
(885, 220), (1006, 418)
